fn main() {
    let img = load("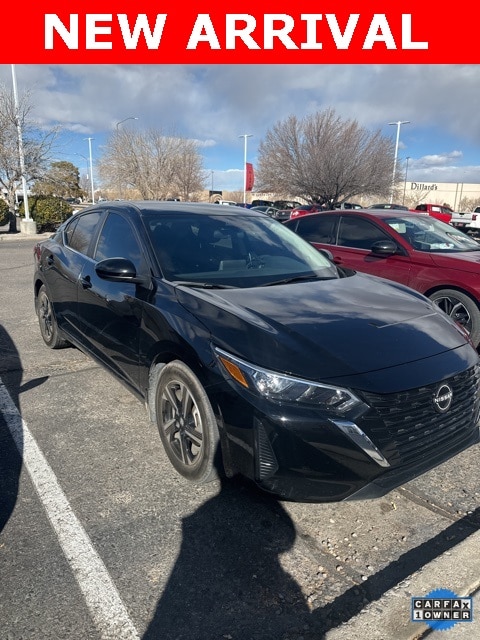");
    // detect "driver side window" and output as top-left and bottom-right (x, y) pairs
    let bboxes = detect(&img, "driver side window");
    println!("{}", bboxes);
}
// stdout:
(94, 212), (144, 271)
(337, 217), (390, 249)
